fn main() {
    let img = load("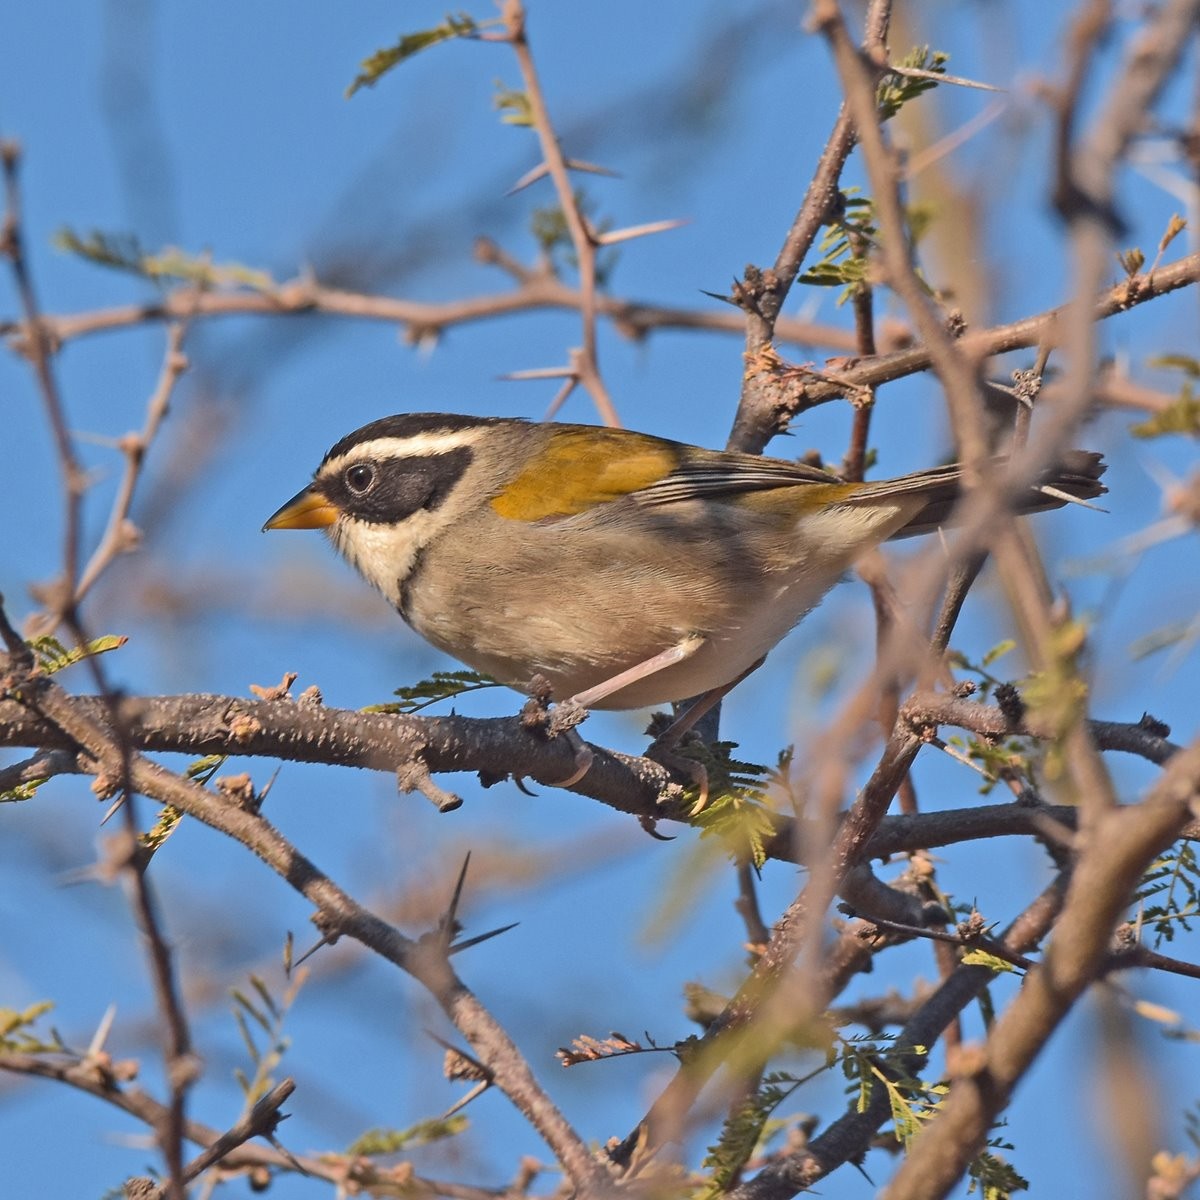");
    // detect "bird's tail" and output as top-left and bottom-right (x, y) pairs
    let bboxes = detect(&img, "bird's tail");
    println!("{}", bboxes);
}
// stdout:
(857, 450), (1109, 541)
